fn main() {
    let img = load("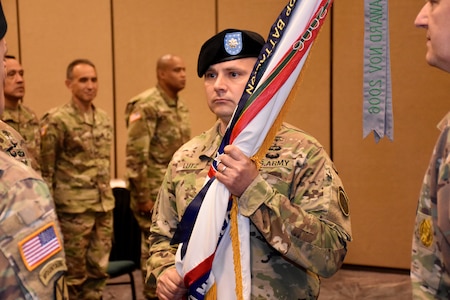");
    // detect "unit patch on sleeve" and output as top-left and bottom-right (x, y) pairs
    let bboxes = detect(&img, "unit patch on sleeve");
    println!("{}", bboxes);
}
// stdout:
(18, 222), (63, 271)
(338, 187), (350, 217)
